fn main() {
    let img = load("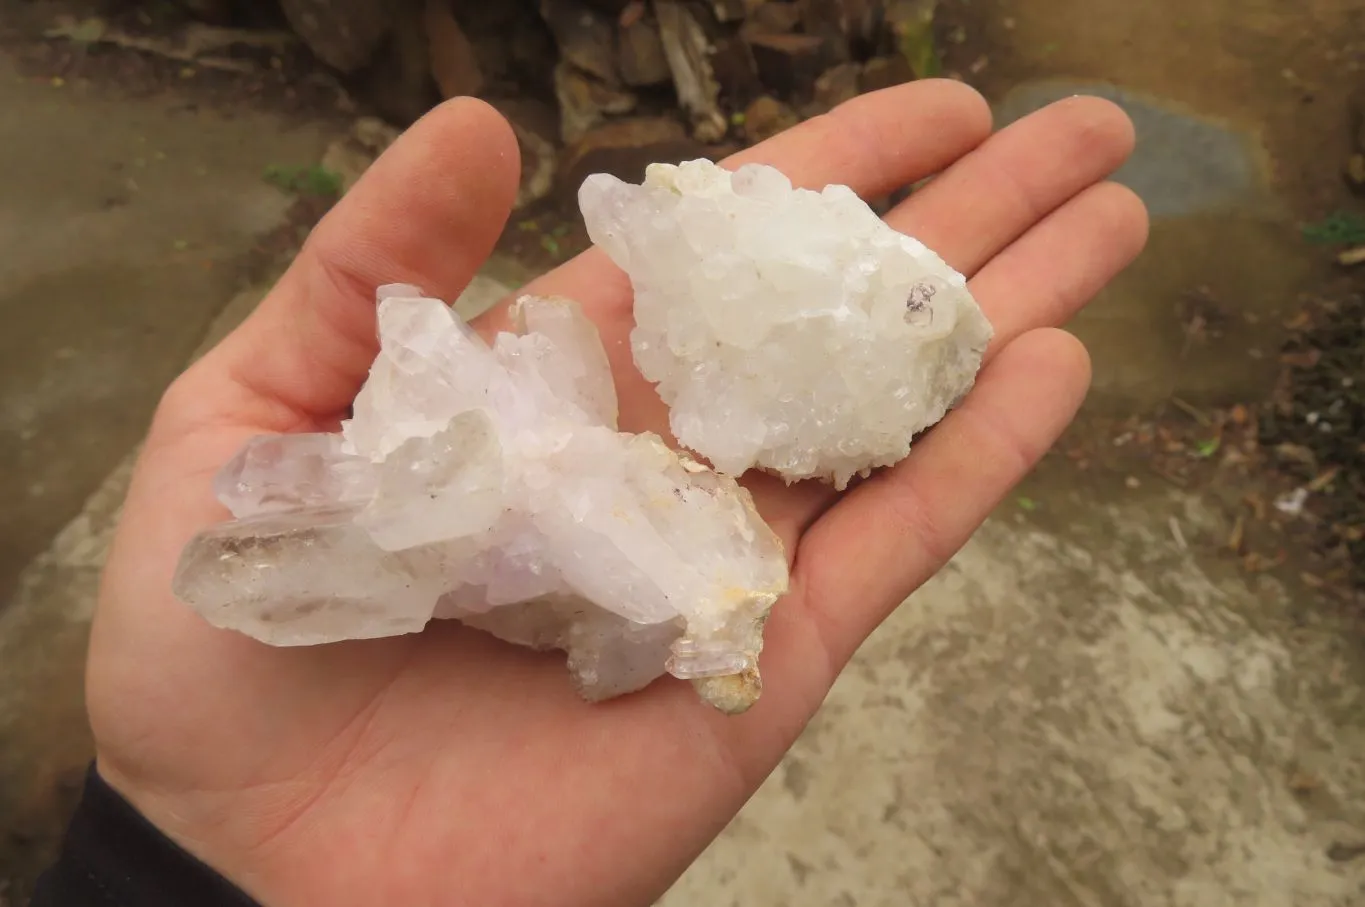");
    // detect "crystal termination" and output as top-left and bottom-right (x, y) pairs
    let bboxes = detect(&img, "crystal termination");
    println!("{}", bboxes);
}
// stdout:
(172, 288), (789, 713)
